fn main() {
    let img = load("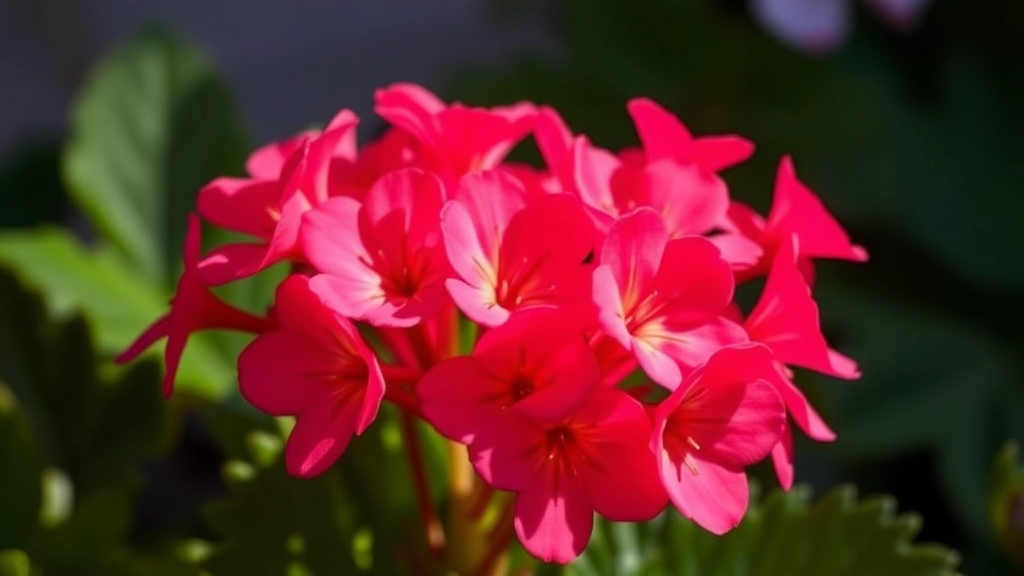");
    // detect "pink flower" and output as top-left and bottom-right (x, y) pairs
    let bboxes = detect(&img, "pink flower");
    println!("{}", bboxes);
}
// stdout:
(441, 170), (595, 327)
(115, 214), (269, 397)
(197, 109), (359, 285)
(238, 274), (386, 477)
(592, 208), (740, 389)
(726, 156), (868, 282)
(652, 344), (786, 534)
(470, 386), (667, 563)
(417, 308), (600, 443)
(301, 167), (450, 327)
(751, 0), (931, 54)
(374, 83), (537, 180)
